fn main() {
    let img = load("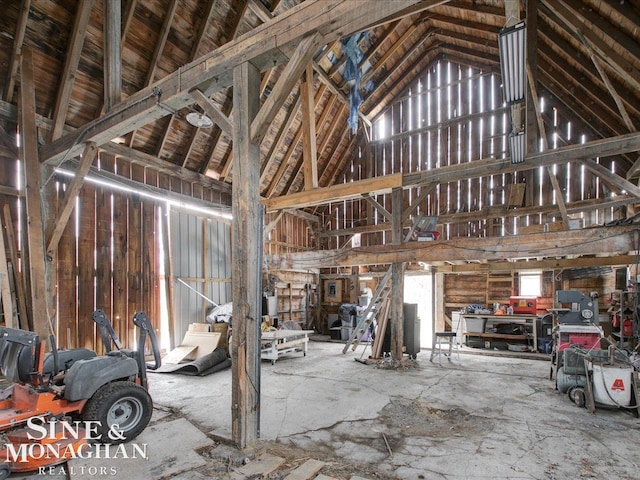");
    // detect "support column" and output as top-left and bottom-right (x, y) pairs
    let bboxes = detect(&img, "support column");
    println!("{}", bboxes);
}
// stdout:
(525, 0), (538, 155)
(390, 187), (405, 361)
(20, 46), (53, 342)
(231, 61), (262, 448)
